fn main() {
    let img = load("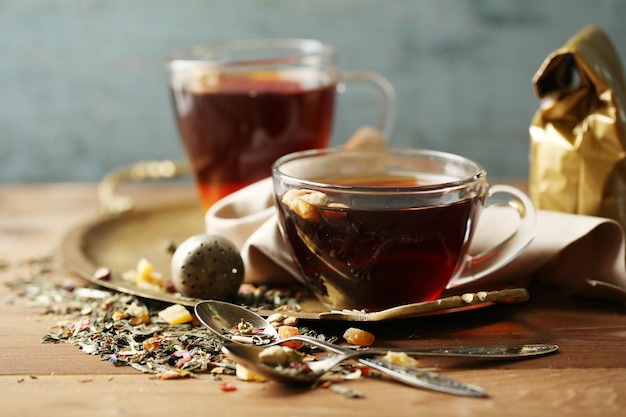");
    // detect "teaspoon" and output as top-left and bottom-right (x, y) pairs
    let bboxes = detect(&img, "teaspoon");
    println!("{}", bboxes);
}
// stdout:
(195, 300), (487, 397)
(221, 342), (382, 385)
(194, 300), (559, 359)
